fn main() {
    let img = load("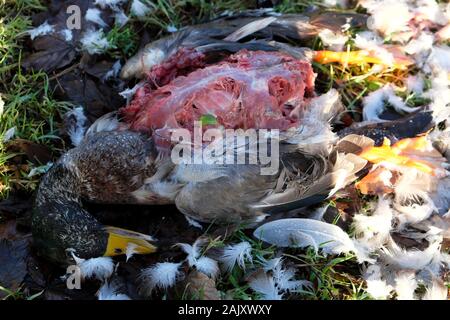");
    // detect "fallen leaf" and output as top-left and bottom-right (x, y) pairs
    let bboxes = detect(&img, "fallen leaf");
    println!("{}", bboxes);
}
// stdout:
(0, 238), (29, 297)
(55, 72), (124, 121)
(0, 220), (21, 240)
(0, 193), (33, 219)
(182, 271), (221, 300)
(253, 218), (357, 256)
(6, 139), (53, 165)
(22, 37), (76, 73)
(22, 0), (109, 74)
